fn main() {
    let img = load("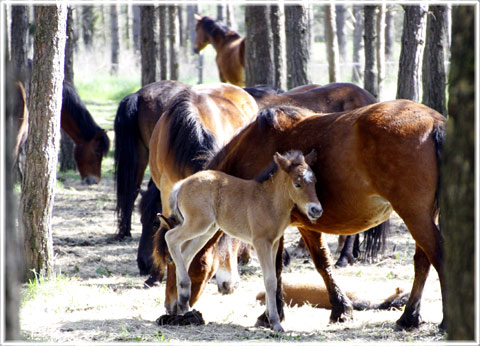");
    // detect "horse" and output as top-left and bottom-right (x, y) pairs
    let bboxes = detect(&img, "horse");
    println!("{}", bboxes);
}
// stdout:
(193, 14), (245, 86)
(157, 100), (446, 331)
(163, 150), (321, 332)
(13, 80), (110, 185)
